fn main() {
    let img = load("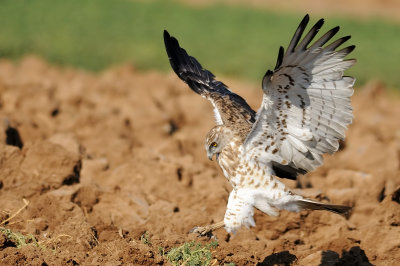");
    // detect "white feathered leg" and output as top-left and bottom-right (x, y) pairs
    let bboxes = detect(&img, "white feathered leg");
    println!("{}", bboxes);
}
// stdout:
(224, 189), (256, 234)
(254, 197), (279, 216)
